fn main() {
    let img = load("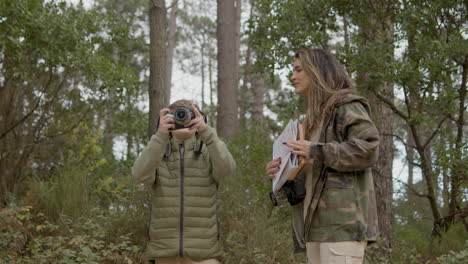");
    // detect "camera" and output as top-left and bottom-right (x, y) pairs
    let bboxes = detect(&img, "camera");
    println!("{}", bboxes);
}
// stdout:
(167, 106), (195, 130)
(282, 176), (306, 205)
(269, 172), (306, 206)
